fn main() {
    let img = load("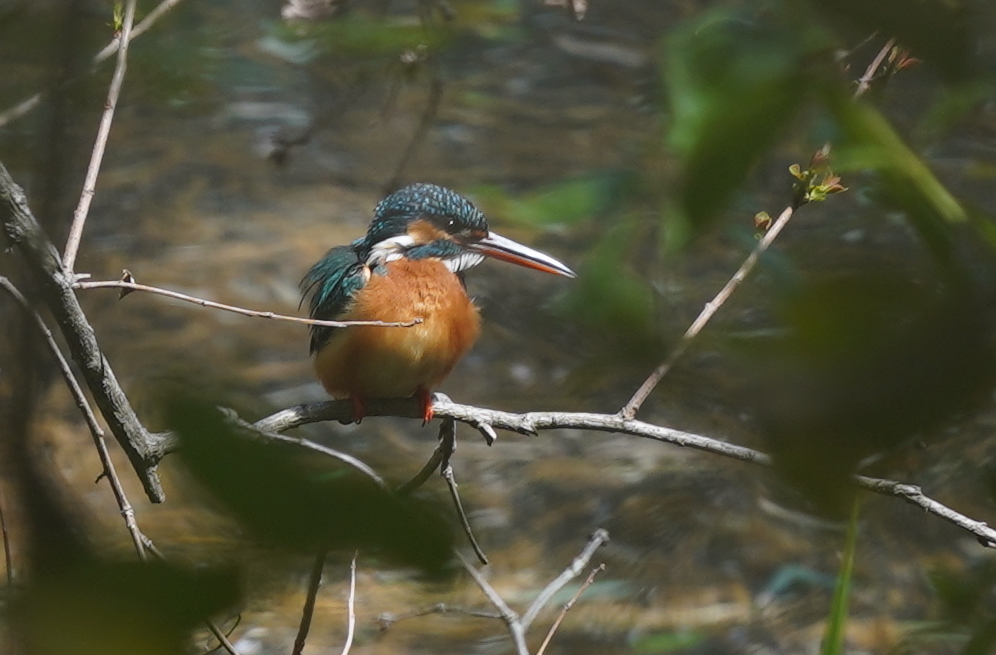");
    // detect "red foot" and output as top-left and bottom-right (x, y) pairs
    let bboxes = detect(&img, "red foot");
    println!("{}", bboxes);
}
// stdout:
(416, 387), (434, 425)
(349, 395), (366, 424)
